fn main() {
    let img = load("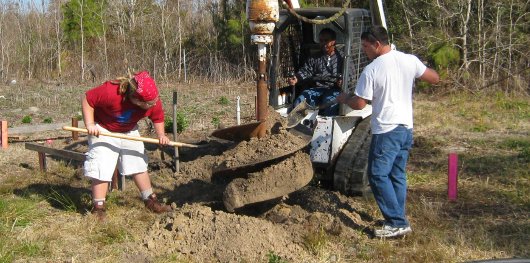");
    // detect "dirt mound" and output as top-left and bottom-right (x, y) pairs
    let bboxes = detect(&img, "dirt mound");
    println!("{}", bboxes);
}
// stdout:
(213, 129), (309, 170)
(142, 204), (310, 262)
(142, 186), (374, 261)
(223, 151), (314, 212)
